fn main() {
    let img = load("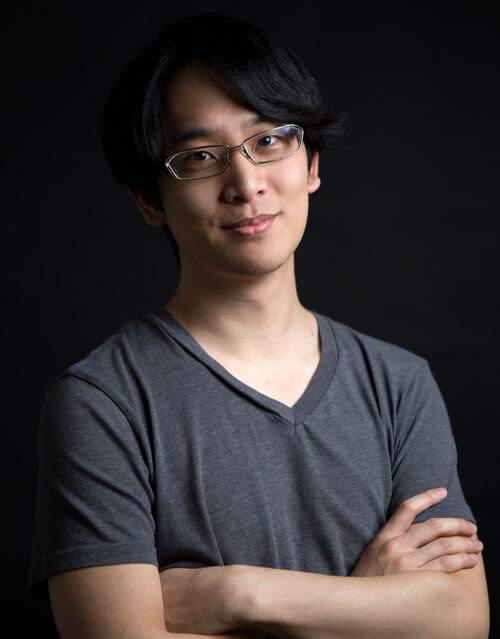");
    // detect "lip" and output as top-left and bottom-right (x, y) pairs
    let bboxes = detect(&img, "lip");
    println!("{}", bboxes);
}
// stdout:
(222, 214), (278, 230)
